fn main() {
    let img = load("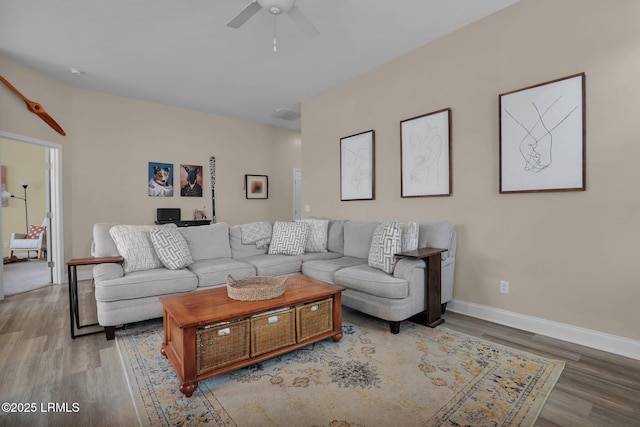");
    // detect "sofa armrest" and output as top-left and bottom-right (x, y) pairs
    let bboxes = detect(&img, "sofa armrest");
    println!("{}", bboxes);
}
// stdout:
(393, 257), (425, 281)
(93, 263), (124, 282)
